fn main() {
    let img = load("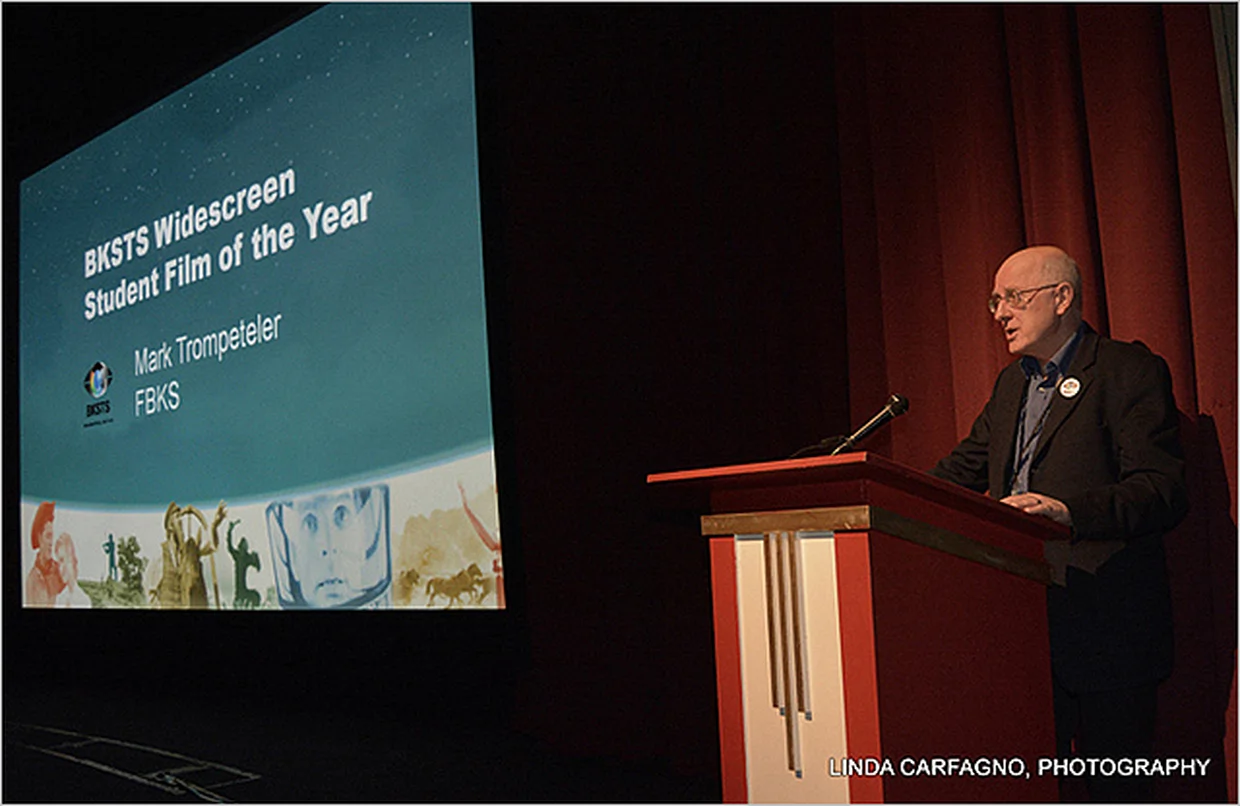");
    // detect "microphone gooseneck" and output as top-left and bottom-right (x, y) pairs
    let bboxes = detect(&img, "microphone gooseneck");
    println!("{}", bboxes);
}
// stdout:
(828, 393), (910, 456)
